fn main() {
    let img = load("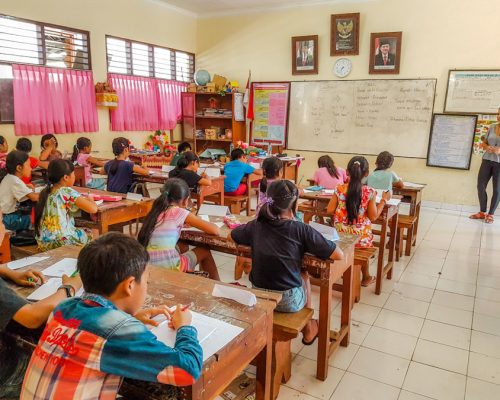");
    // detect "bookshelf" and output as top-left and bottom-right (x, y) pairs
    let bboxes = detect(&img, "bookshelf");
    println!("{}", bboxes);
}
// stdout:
(181, 92), (246, 154)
